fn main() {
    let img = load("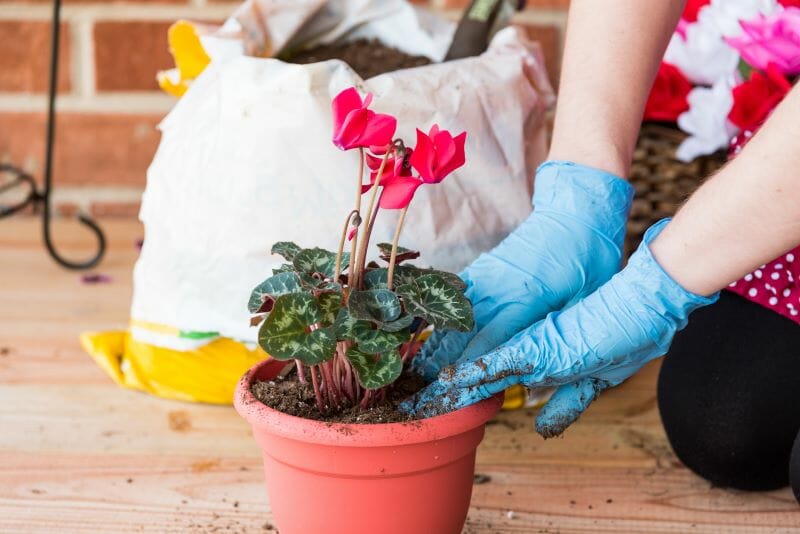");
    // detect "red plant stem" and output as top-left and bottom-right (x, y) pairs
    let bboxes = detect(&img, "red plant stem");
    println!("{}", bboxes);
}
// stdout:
(353, 147), (392, 288)
(347, 148), (366, 288)
(386, 205), (409, 290)
(296, 360), (306, 383)
(310, 365), (325, 413)
(402, 320), (428, 365)
(359, 389), (373, 410)
(334, 210), (359, 284)
(322, 361), (341, 408)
